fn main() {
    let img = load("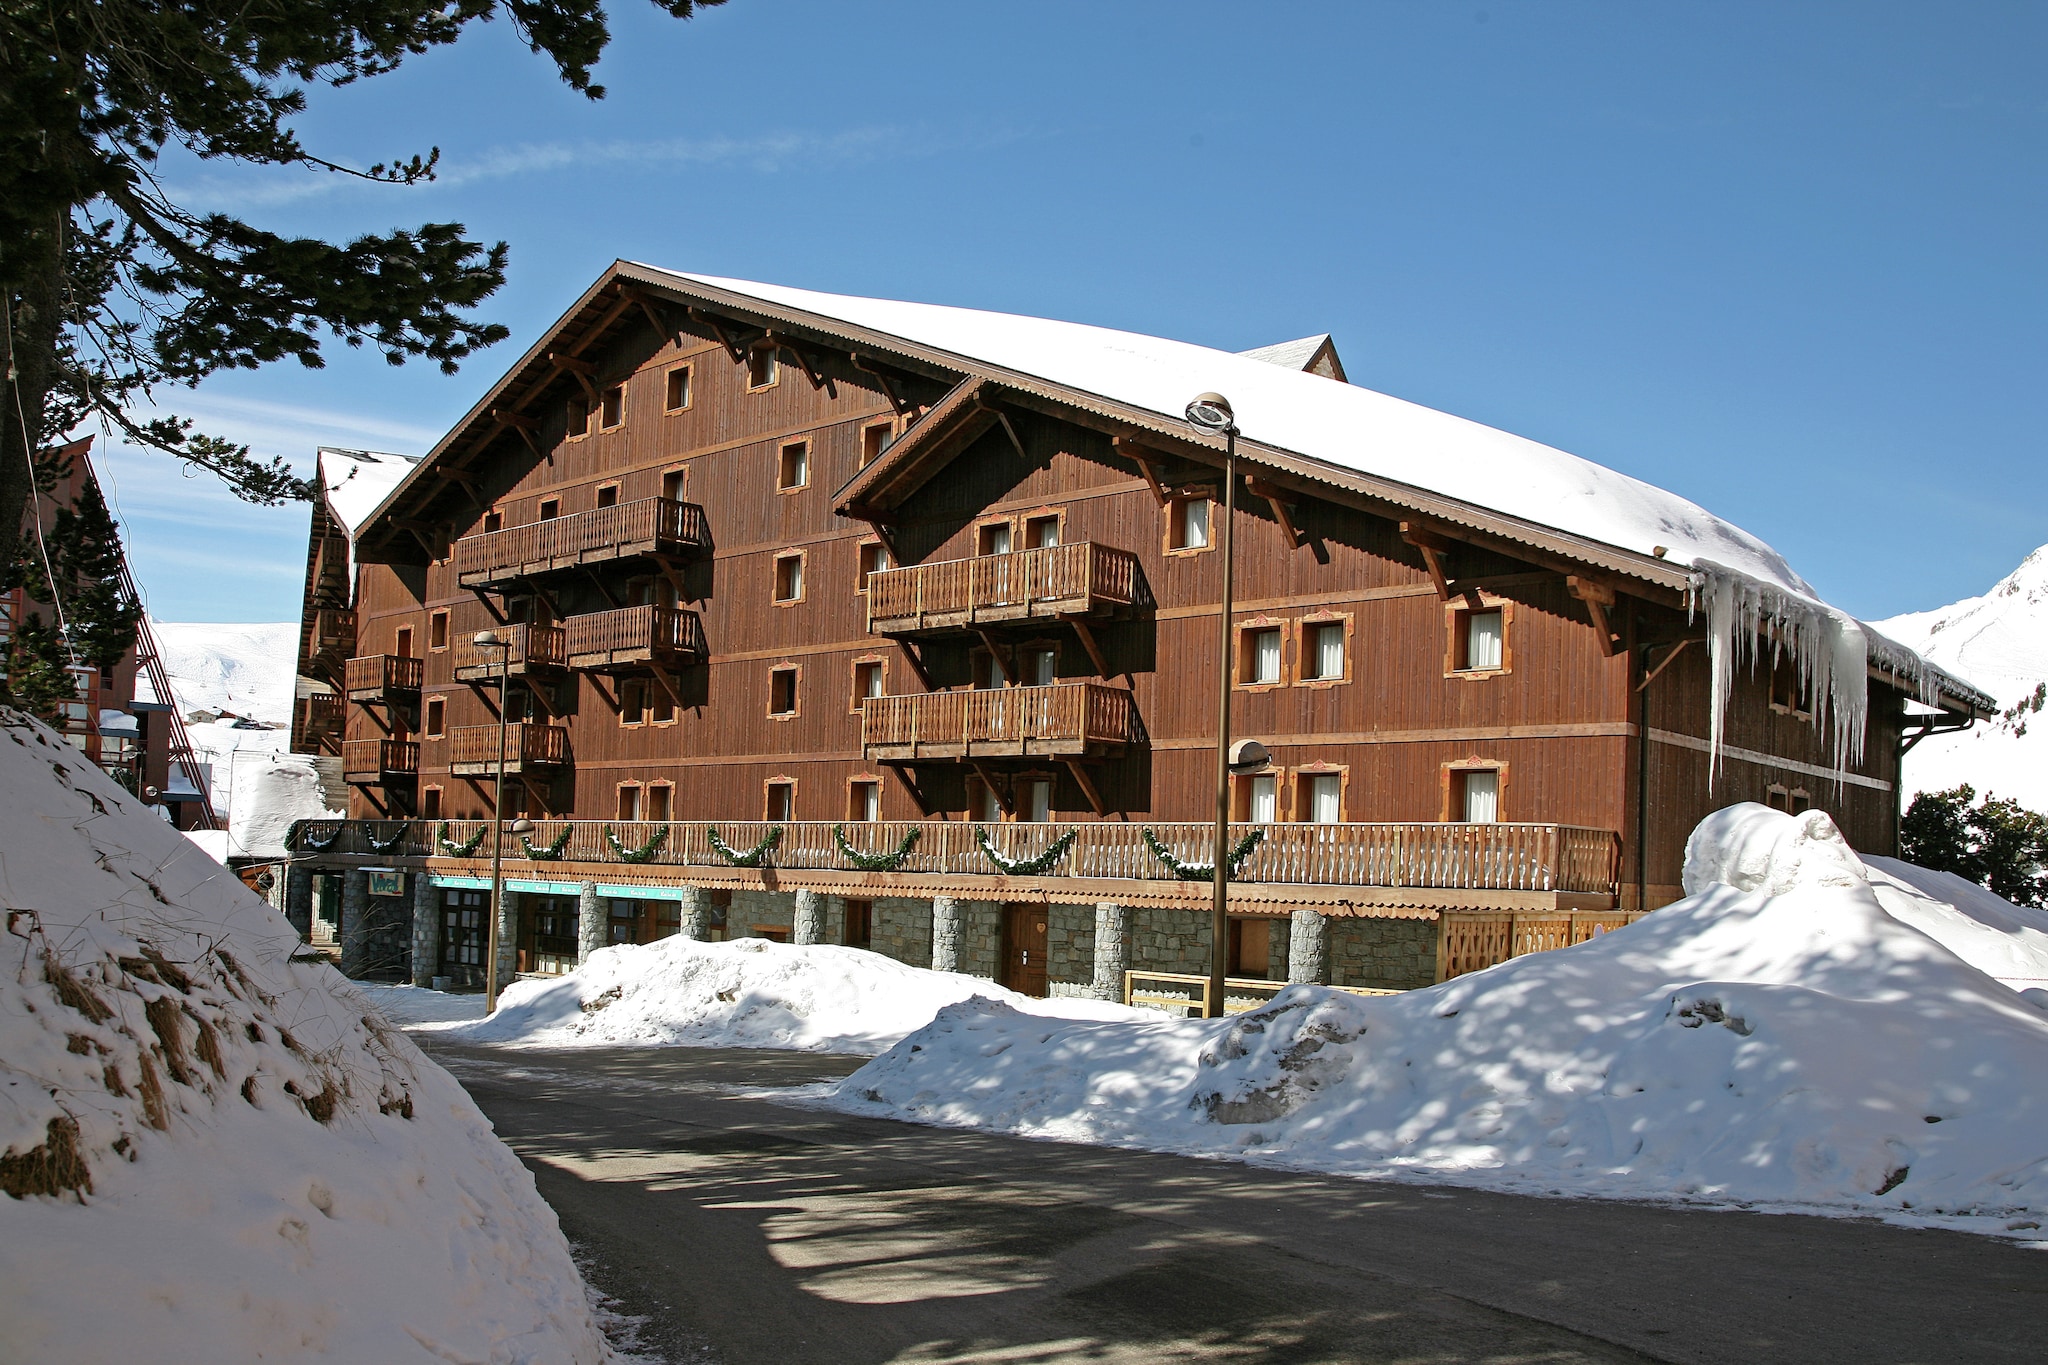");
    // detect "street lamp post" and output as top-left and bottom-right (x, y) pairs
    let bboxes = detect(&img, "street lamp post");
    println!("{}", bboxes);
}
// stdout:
(1185, 392), (1244, 1020)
